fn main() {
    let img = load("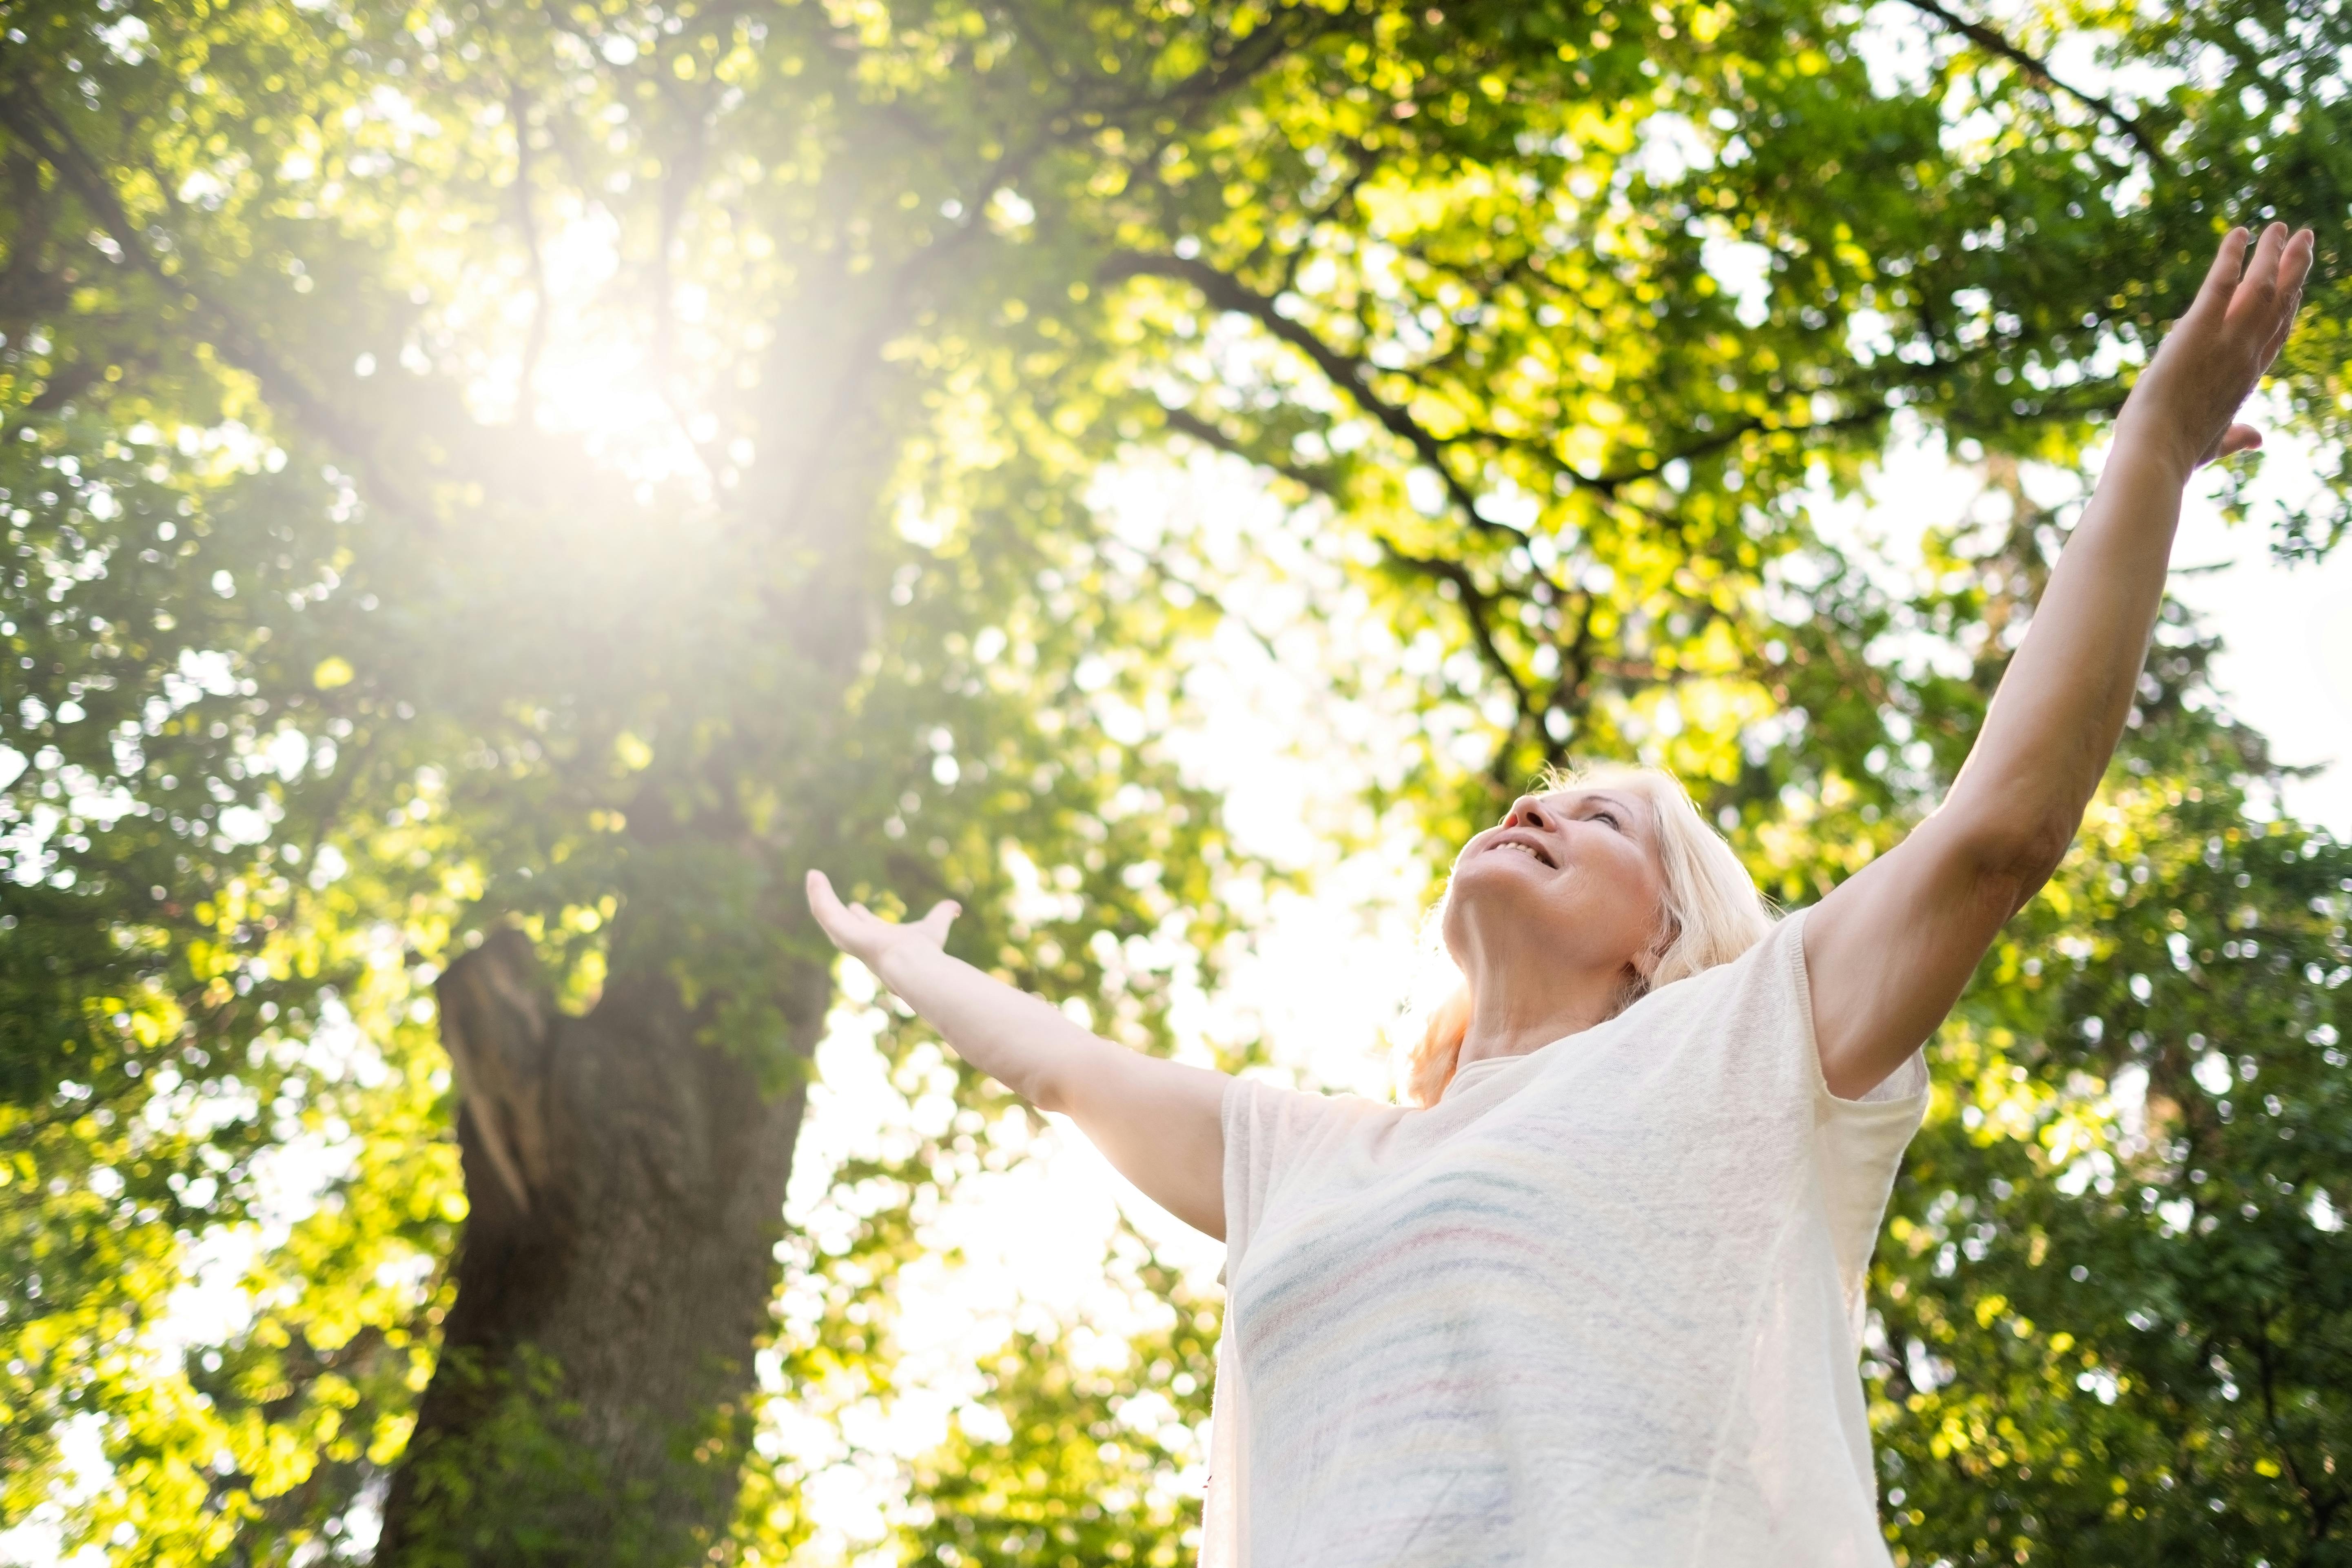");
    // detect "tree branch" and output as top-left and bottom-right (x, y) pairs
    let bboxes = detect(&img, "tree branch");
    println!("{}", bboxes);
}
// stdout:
(505, 83), (549, 426)
(1102, 250), (1529, 534)
(1898, 0), (2161, 163)
(1379, 541), (1536, 719)
(1127, 5), (1351, 120)
(1160, 403), (1541, 723)
(1104, 246), (1714, 546)
(1272, 153), (1377, 295)
(1159, 406), (1346, 501)
(1543, 592), (1601, 749)
(0, 87), (434, 529)
(650, 64), (726, 479)
(1584, 396), (1897, 489)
